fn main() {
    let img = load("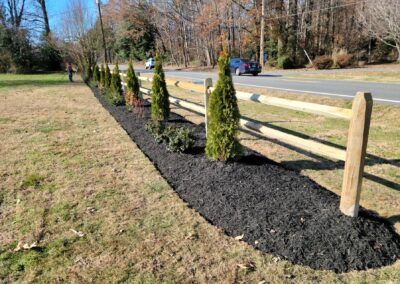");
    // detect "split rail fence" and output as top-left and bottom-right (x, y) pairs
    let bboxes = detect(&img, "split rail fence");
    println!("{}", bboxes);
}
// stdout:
(120, 72), (373, 218)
